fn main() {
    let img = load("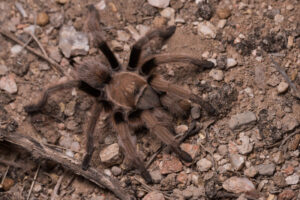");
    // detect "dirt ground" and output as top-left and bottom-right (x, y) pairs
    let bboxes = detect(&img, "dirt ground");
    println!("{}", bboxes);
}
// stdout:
(0, 0), (299, 199)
